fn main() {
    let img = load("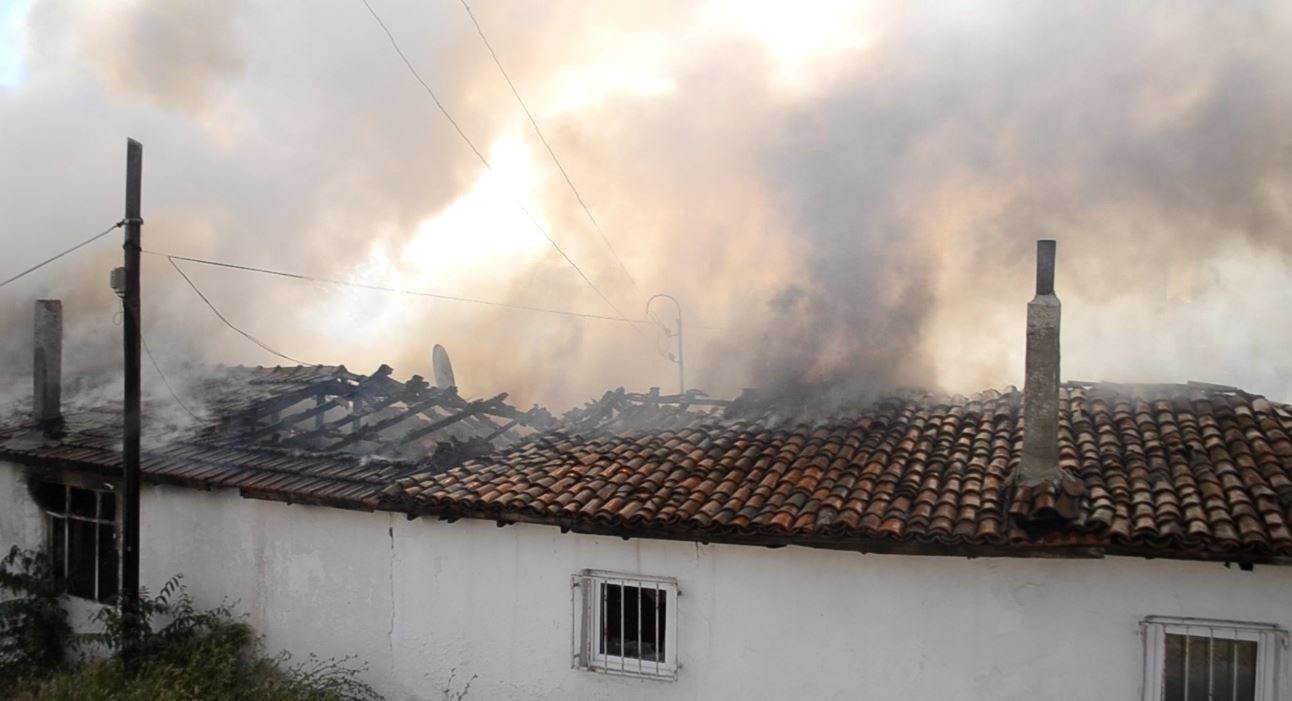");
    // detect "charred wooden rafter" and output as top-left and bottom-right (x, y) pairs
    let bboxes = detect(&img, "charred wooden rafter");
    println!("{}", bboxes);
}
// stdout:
(395, 393), (508, 447)
(325, 386), (456, 451)
(221, 380), (351, 432)
(281, 376), (428, 448)
(219, 367), (720, 464)
(246, 365), (394, 440)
